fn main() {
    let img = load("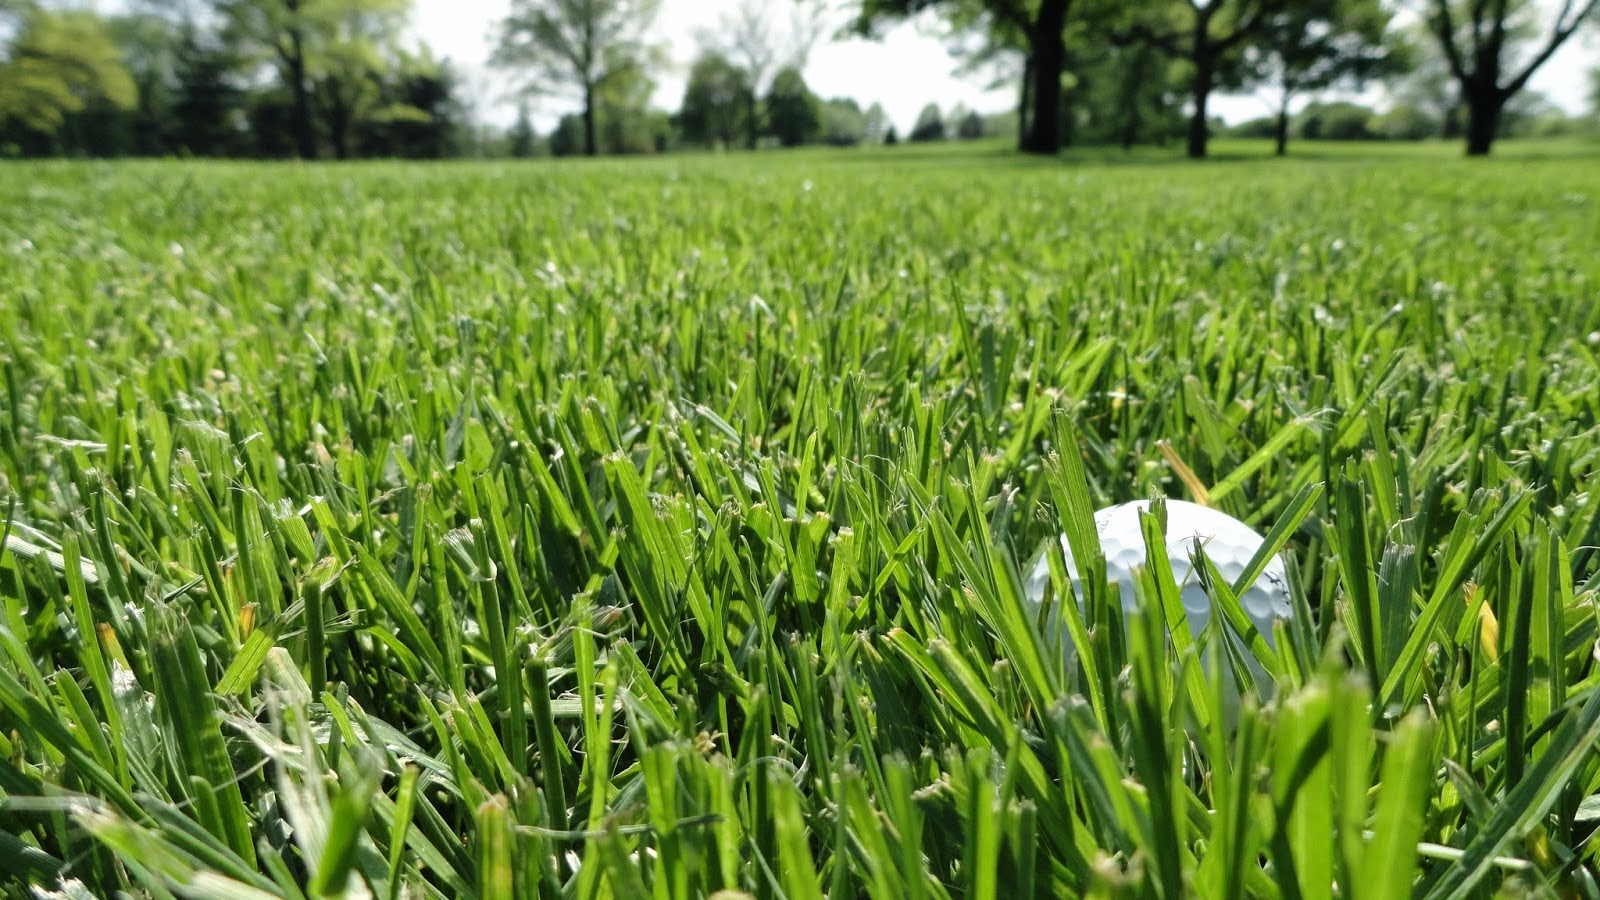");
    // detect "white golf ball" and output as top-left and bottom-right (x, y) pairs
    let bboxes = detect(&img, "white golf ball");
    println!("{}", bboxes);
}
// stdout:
(1023, 499), (1291, 668)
